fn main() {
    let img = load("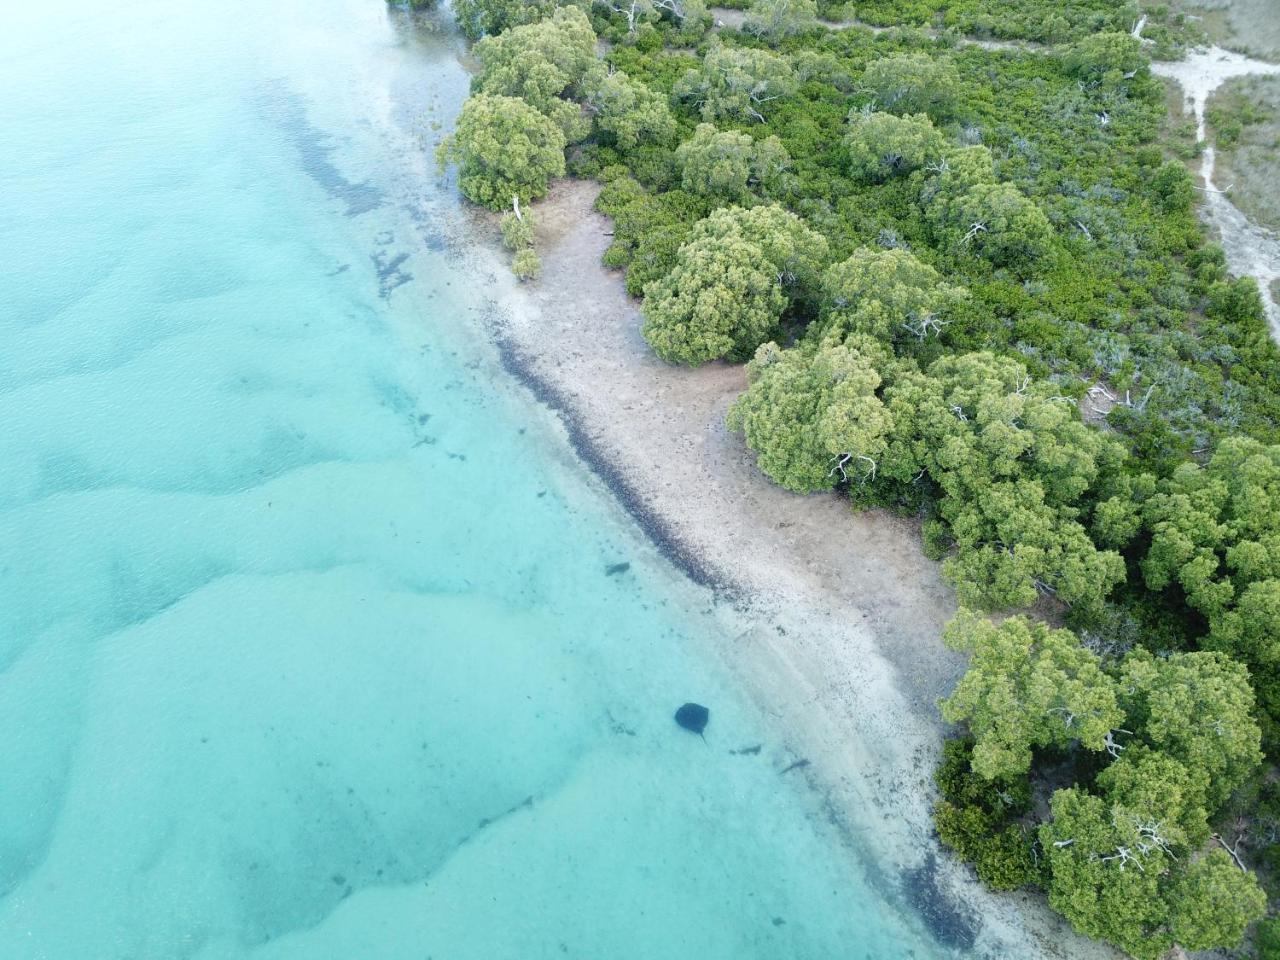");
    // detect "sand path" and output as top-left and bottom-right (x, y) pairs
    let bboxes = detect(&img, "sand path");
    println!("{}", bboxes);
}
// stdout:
(1153, 48), (1280, 337)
